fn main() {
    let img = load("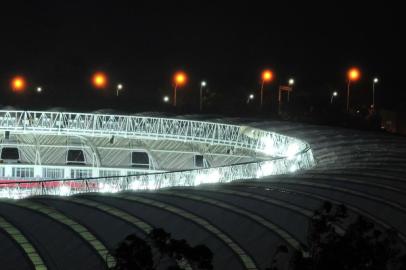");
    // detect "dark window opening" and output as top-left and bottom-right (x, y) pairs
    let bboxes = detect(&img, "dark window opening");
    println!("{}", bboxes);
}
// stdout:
(131, 152), (150, 169)
(67, 149), (85, 165)
(1, 147), (19, 160)
(195, 155), (204, 168)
